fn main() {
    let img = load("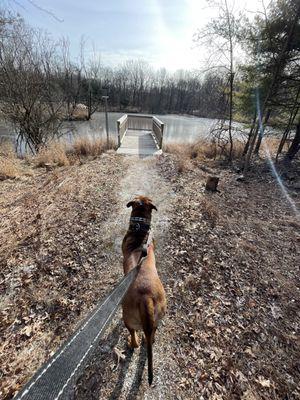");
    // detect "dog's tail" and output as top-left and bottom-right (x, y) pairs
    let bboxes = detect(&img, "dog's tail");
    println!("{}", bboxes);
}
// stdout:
(140, 296), (155, 385)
